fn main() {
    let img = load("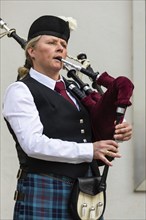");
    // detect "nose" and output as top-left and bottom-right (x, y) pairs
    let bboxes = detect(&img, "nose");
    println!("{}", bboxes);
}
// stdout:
(56, 43), (64, 52)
